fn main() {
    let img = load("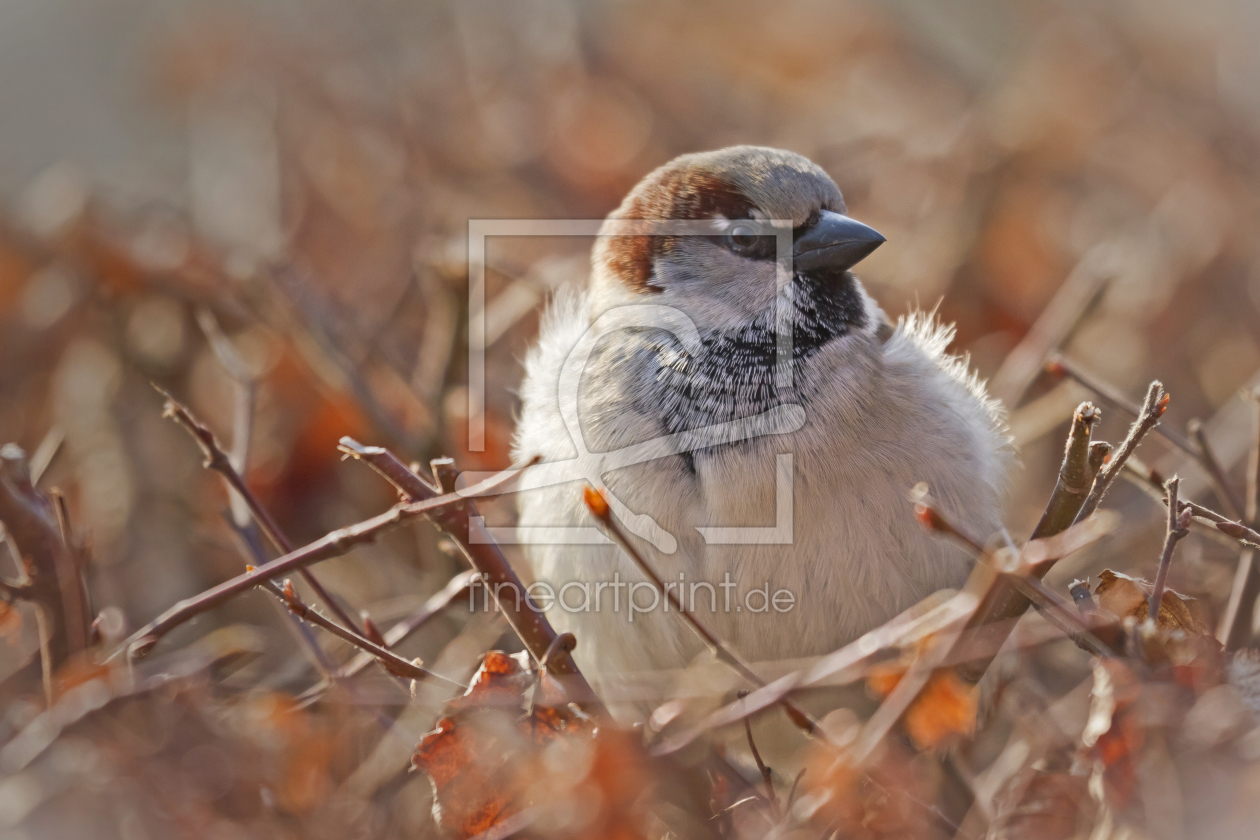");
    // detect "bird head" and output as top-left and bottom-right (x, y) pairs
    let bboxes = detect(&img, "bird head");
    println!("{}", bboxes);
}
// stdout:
(590, 146), (886, 350)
